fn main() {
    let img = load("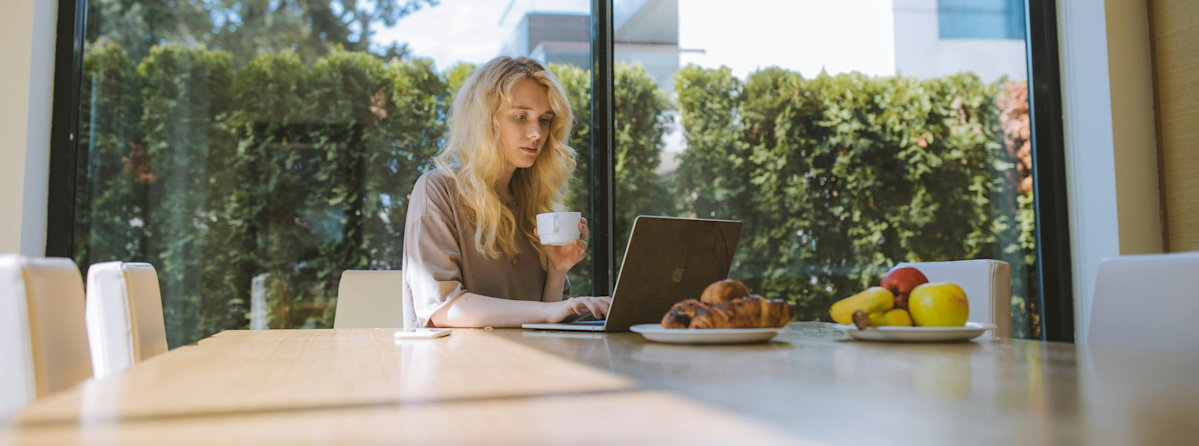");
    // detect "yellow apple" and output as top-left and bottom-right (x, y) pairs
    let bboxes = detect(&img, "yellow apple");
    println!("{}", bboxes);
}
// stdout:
(908, 283), (969, 327)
